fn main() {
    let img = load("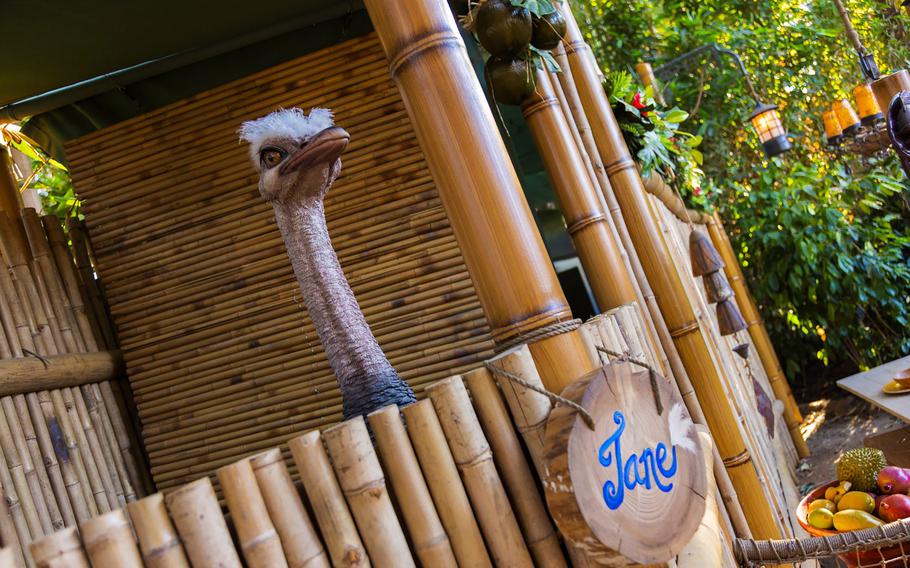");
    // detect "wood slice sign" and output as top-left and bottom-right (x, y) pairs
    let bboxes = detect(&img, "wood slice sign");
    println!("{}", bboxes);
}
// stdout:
(543, 362), (707, 566)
